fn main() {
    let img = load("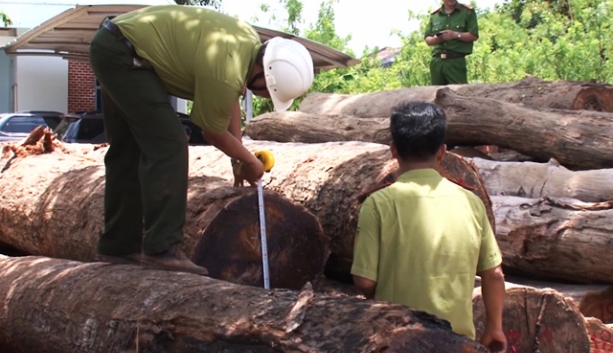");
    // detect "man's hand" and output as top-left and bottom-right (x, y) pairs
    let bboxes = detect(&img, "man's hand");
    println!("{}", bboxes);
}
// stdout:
(438, 30), (460, 41)
(478, 265), (506, 353)
(232, 157), (264, 187)
(480, 328), (507, 353)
